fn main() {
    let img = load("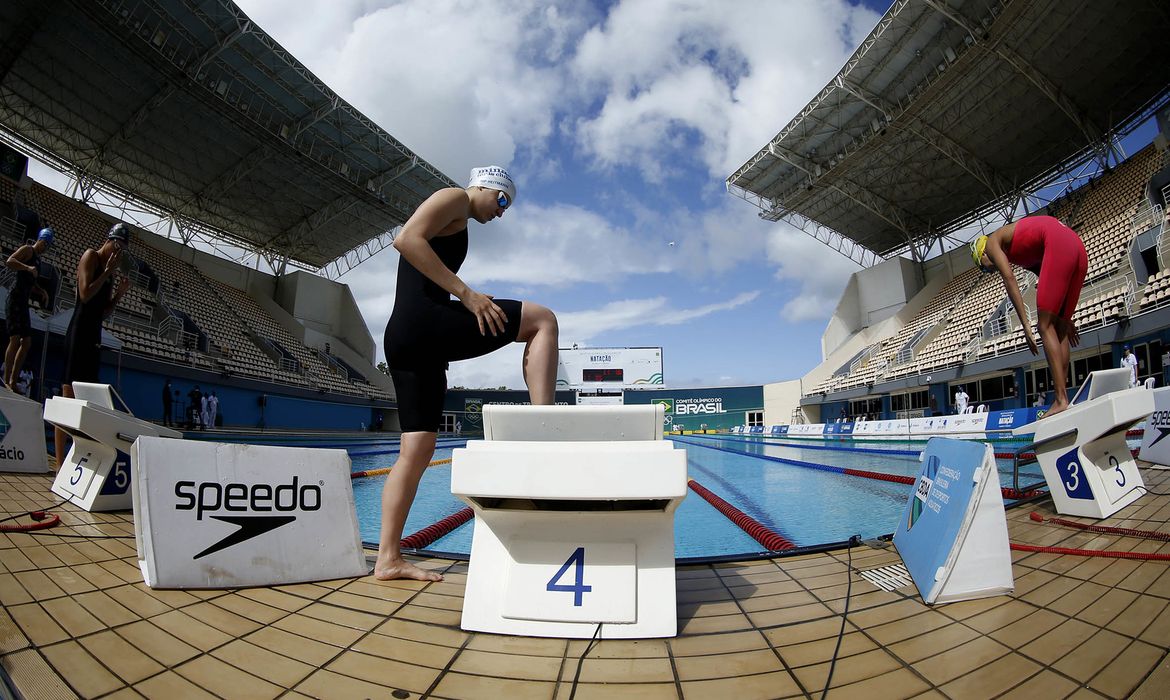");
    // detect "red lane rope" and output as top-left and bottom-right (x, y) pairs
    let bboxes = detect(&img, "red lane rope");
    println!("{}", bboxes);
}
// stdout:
(842, 468), (913, 485)
(0, 512), (61, 532)
(995, 448), (1140, 461)
(841, 467), (1043, 500)
(1010, 543), (1170, 561)
(1029, 511), (1170, 541)
(399, 507), (473, 550)
(687, 479), (795, 551)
